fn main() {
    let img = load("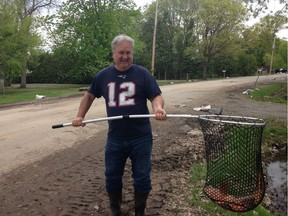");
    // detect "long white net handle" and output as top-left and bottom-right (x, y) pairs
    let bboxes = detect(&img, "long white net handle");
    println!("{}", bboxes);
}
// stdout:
(52, 114), (198, 129)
